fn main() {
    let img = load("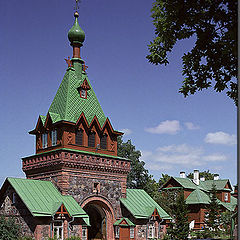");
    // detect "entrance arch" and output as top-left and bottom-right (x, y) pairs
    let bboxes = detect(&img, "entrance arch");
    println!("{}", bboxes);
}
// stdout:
(81, 196), (115, 240)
